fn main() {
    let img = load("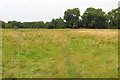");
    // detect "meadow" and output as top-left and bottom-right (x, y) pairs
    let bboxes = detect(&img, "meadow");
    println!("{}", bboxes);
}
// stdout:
(2, 29), (118, 78)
